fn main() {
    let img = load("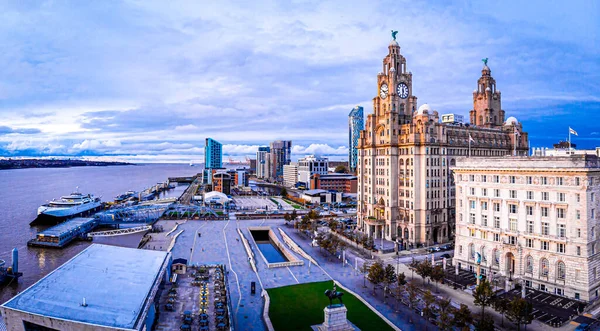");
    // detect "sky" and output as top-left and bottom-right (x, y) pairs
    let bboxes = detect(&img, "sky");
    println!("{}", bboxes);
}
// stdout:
(0, 0), (599, 163)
